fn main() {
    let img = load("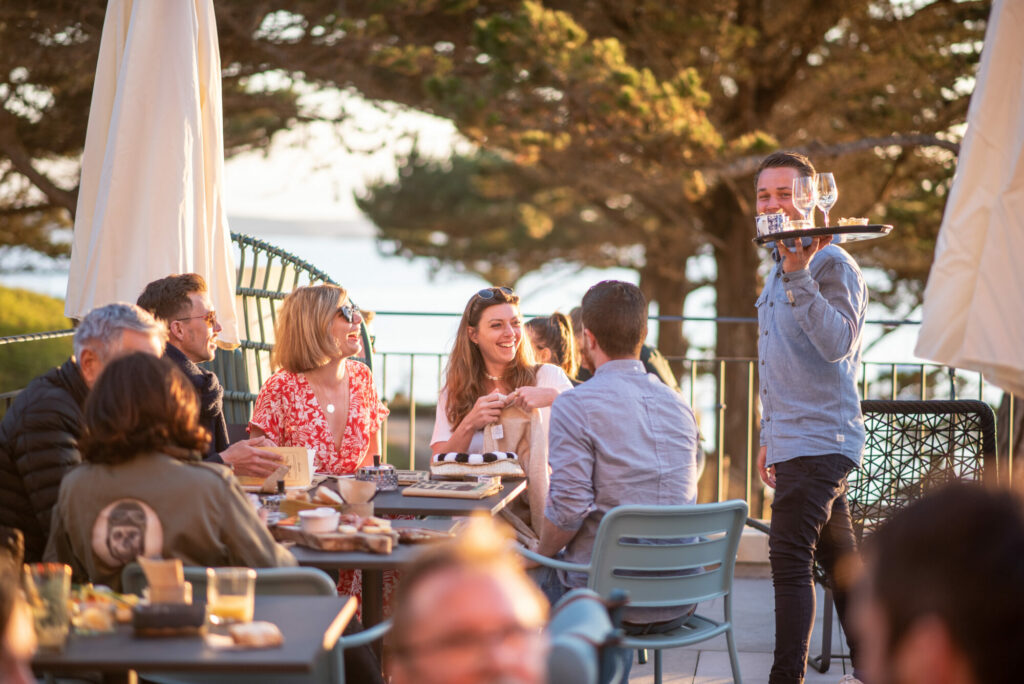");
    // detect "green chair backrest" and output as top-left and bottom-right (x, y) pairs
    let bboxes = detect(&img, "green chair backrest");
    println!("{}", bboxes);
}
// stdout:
(121, 564), (337, 598)
(587, 501), (748, 610)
